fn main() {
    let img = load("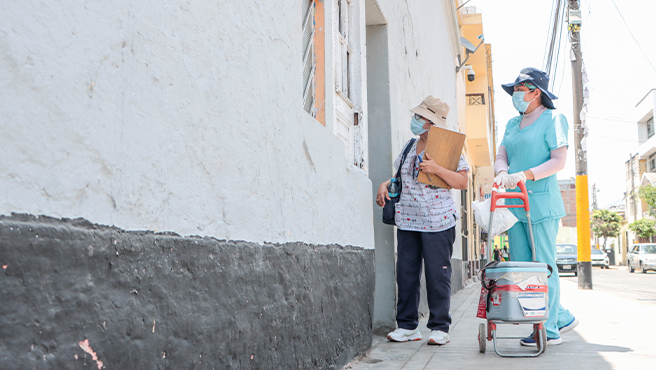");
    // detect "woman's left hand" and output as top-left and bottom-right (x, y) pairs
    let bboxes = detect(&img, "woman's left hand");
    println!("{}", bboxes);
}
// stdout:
(418, 153), (468, 189)
(418, 153), (443, 175)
